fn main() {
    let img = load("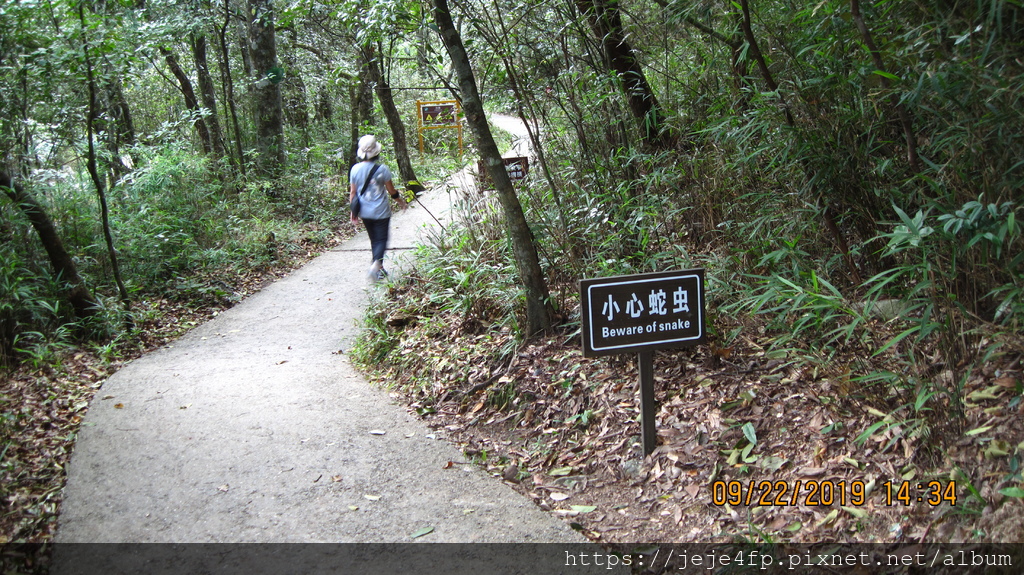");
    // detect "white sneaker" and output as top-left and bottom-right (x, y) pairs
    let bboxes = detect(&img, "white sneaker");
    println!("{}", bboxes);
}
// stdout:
(368, 260), (383, 281)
